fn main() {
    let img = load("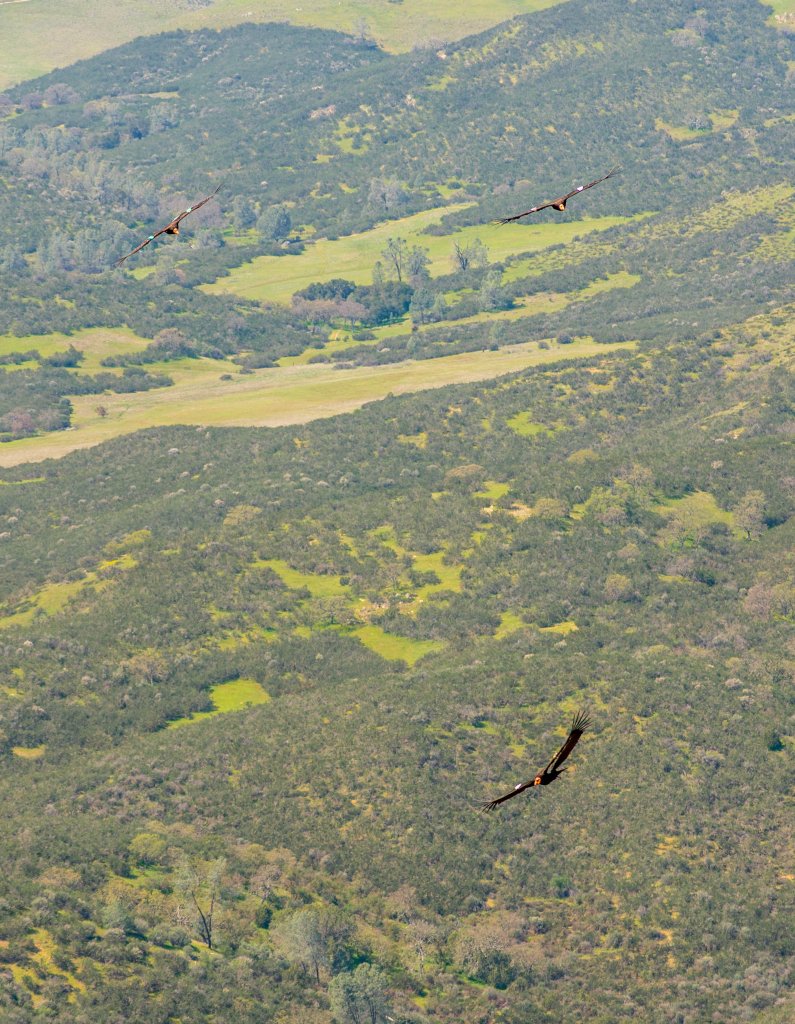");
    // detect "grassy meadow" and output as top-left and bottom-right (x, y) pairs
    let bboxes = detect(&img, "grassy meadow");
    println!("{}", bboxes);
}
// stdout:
(167, 678), (270, 729)
(0, 326), (150, 373)
(204, 207), (638, 304)
(0, 337), (634, 466)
